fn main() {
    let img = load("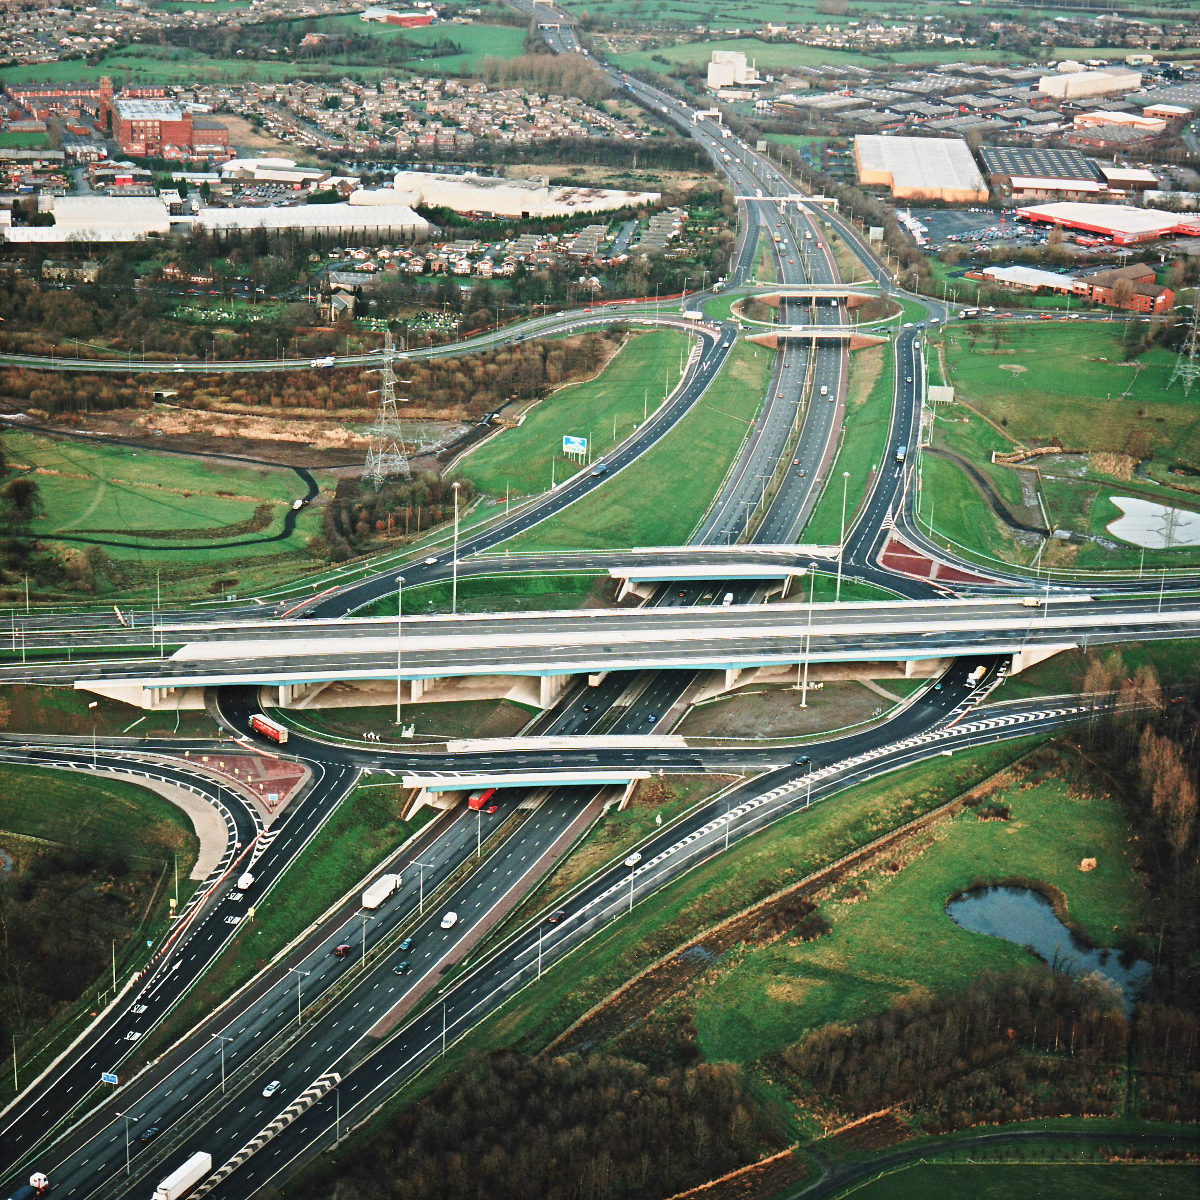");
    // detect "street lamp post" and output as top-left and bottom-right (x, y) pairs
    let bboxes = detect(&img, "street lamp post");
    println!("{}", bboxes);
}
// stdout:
(286, 967), (310, 1027)
(212, 1033), (232, 1094)
(837, 470), (850, 603)
(395, 575), (404, 727)
(451, 482), (462, 616)
(359, 912), (372, 970)
(118, 1112), (139, 1175)
(414, 860), (434, 913)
